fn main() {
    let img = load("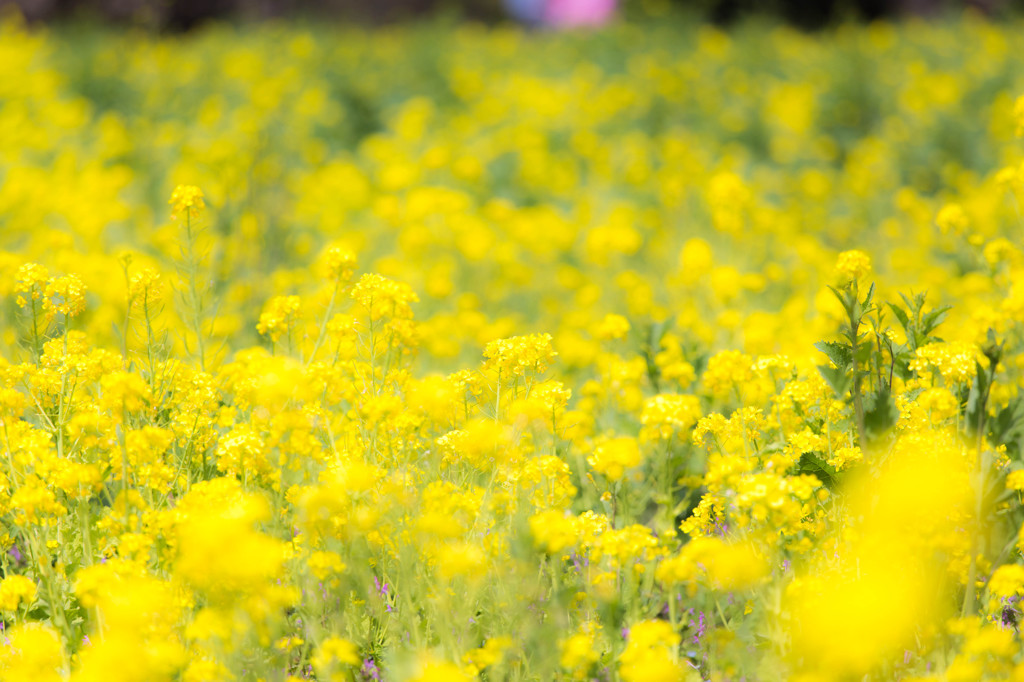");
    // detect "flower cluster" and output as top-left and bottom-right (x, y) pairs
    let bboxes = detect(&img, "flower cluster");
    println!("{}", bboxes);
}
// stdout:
(0, 11), (1023, 682)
